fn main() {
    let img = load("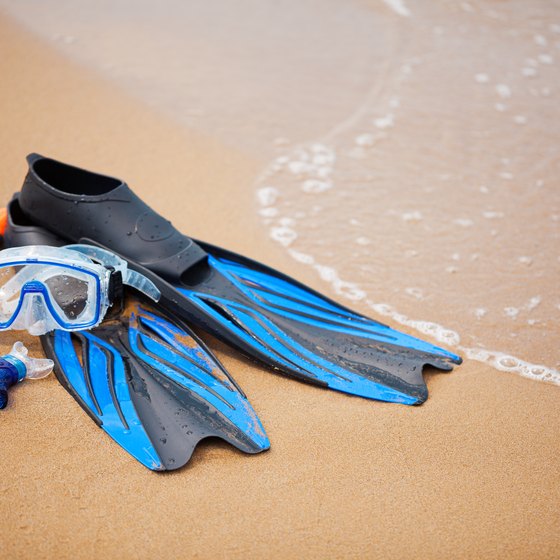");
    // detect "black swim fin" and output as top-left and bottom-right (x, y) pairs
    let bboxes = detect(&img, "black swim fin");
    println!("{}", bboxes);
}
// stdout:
(16, 154), (462, 405)
(2, 202), (269, 470)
